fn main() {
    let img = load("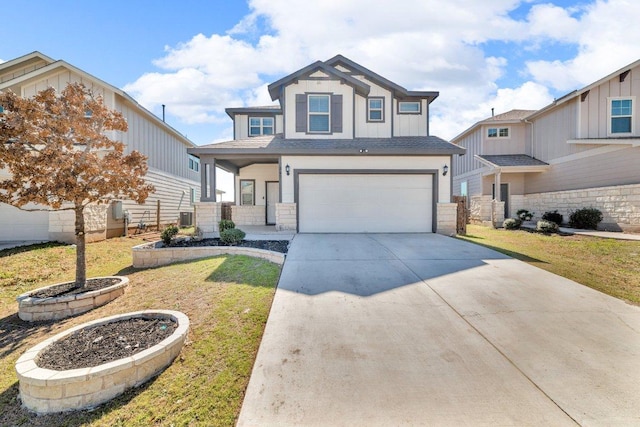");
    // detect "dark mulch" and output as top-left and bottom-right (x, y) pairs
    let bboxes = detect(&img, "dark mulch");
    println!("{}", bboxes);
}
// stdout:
(168, 238), (289, 253)
(28, 277), (121, 299)
(37, 318), (178, 370)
